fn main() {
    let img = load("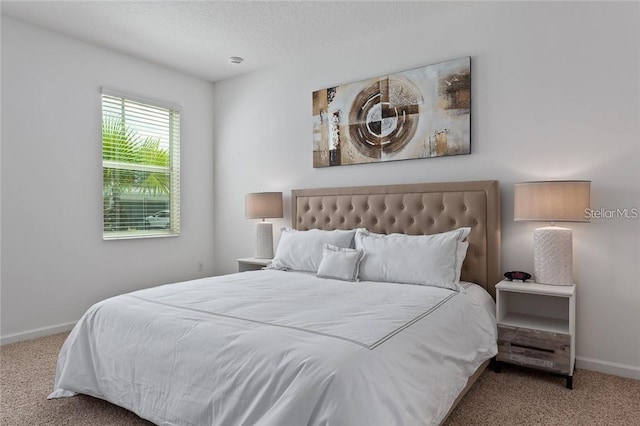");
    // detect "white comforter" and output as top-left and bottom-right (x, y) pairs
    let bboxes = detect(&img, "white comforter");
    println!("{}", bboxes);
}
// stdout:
(49, 270), (497, 425)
